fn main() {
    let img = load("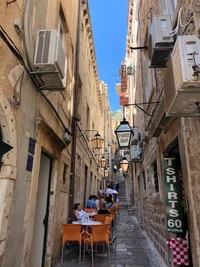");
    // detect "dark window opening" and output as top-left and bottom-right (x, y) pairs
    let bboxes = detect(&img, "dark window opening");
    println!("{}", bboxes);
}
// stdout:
(153, 160), (159, 192)
(63, 164), (68, 186)
(142, 170), (146, 191)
